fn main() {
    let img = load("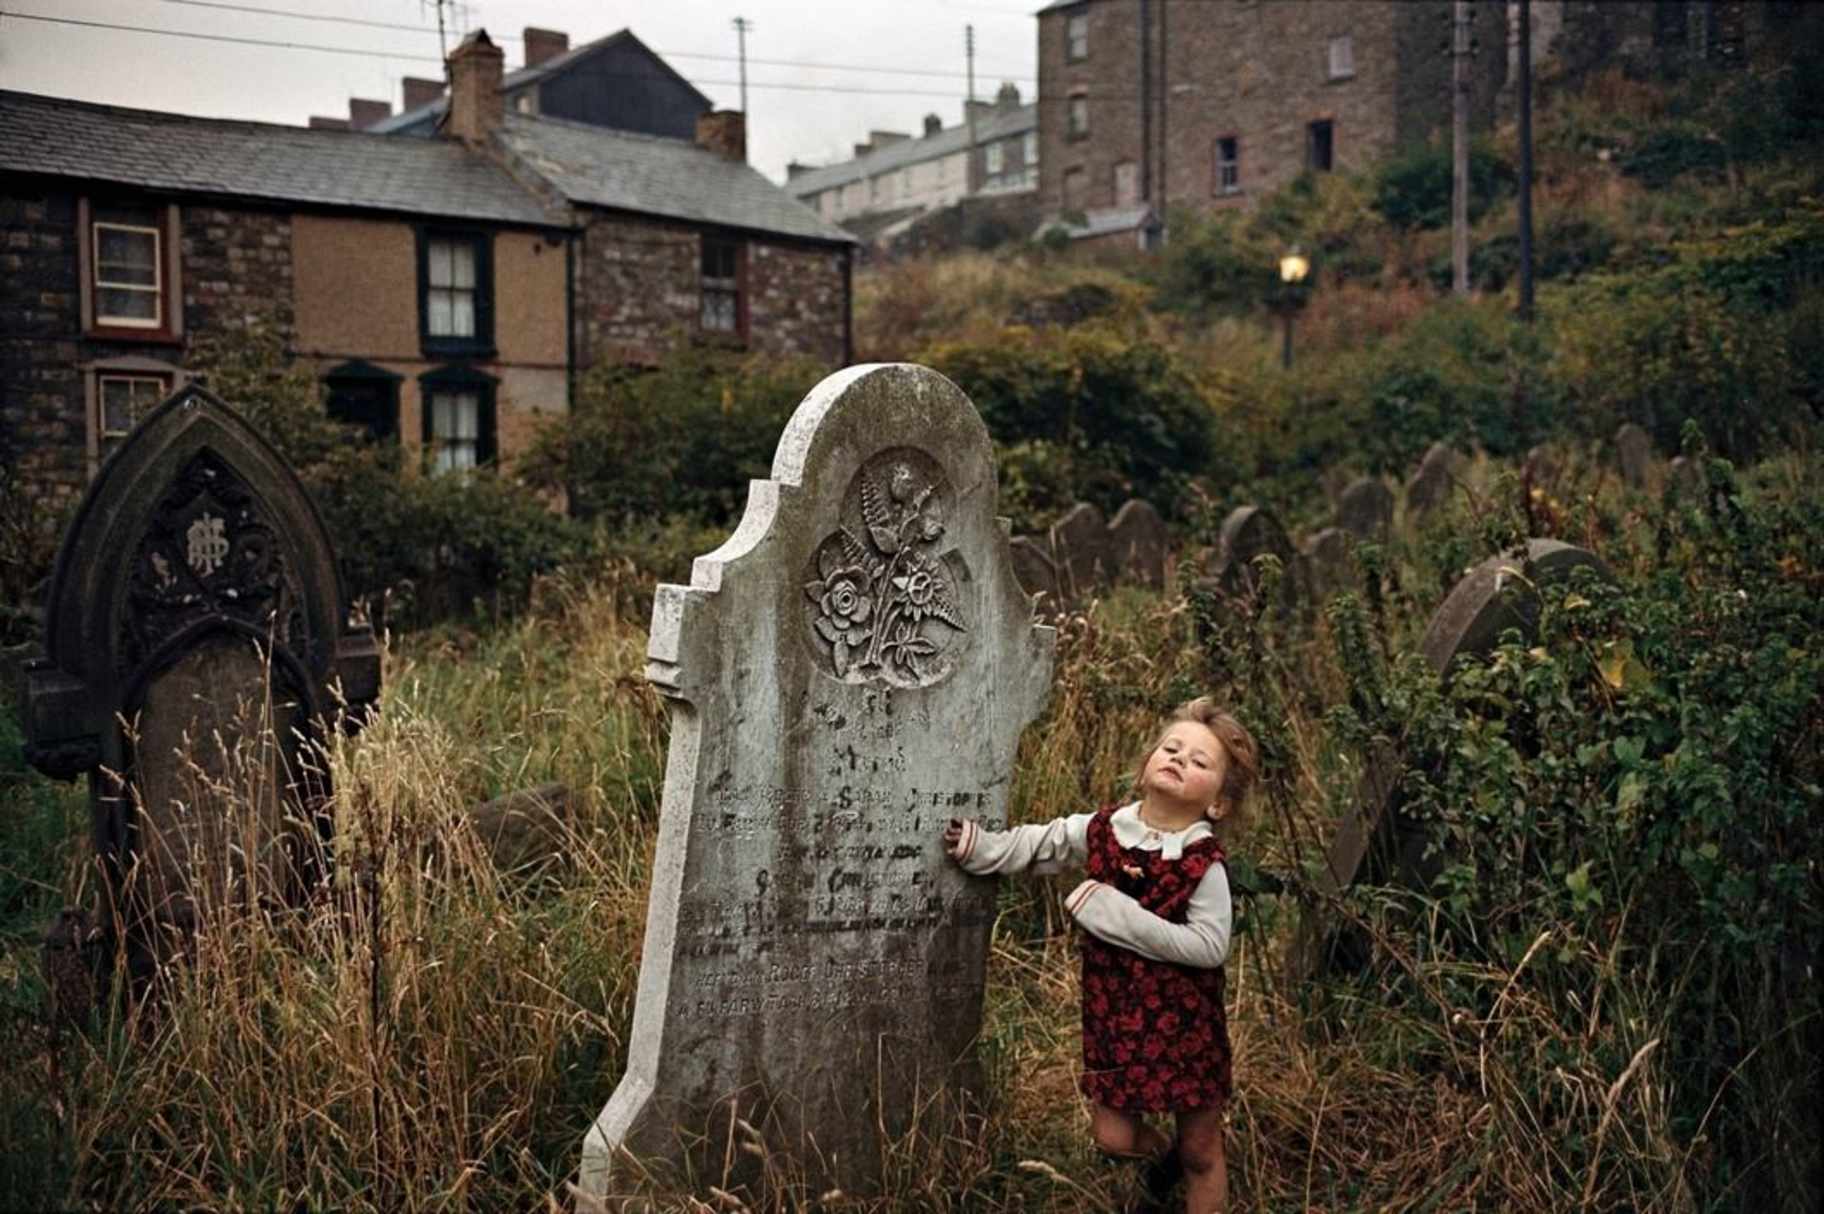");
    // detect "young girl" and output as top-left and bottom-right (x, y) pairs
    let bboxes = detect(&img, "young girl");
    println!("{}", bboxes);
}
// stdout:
(943, 697), (1259, 1214)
